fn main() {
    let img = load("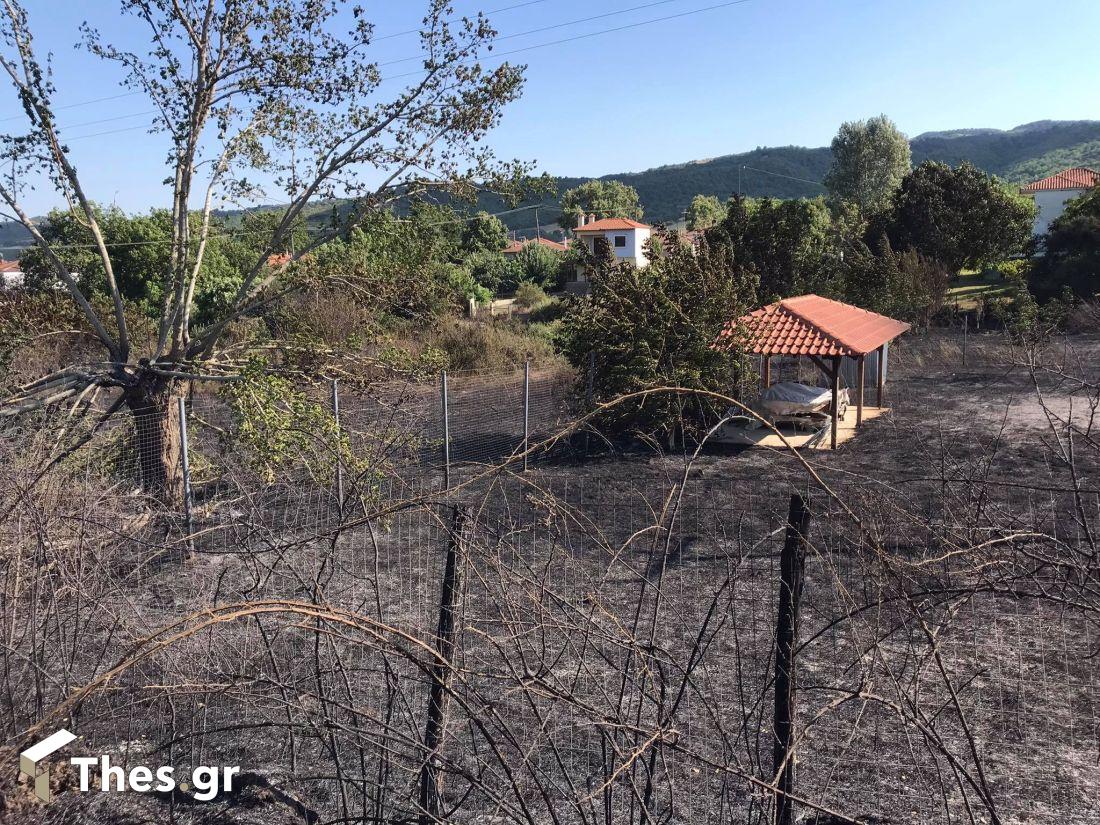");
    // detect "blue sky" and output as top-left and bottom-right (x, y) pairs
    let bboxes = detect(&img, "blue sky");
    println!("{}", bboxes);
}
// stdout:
(6, 0), (1100, 214)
